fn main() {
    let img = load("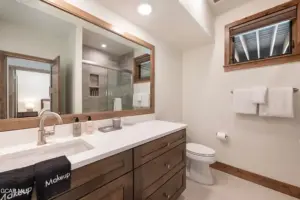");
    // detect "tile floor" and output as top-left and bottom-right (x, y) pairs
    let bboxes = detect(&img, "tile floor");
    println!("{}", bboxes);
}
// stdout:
(178, 170), (298, 200)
